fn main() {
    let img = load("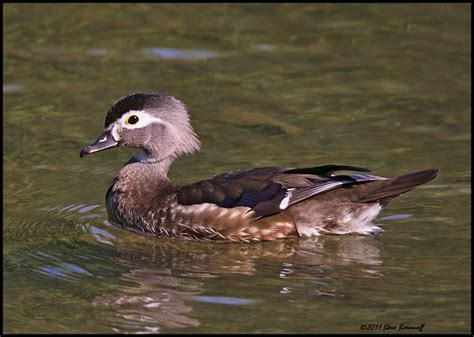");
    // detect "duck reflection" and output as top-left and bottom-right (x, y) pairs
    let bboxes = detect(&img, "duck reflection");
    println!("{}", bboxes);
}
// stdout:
(91, 267), (201, 332)
(91, 233), (383, 333)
